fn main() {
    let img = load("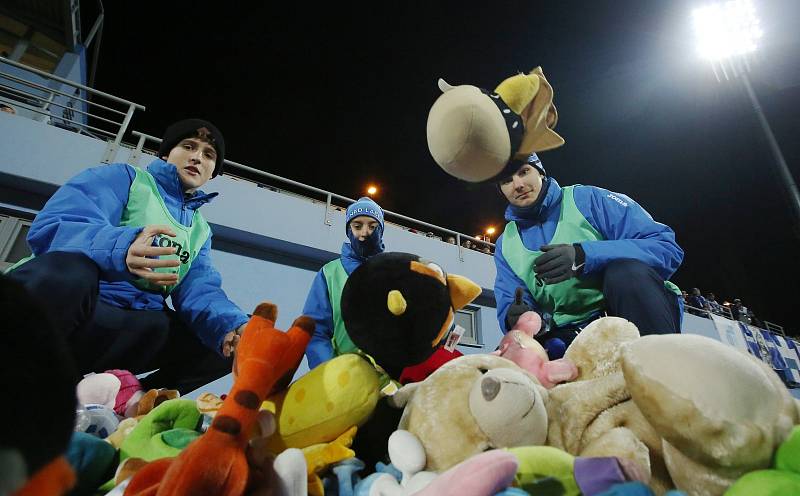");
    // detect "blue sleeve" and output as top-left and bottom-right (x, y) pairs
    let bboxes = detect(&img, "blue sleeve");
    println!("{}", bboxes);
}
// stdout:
(574, 186), (684, 280)
(302, 270), (335, 368)
(26, 164), (142, 281)
(494, 234), (538, 334)
(170, 234), (249, 354)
